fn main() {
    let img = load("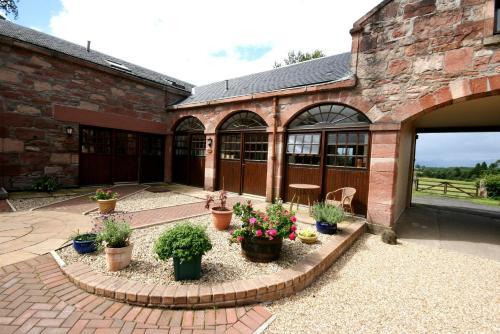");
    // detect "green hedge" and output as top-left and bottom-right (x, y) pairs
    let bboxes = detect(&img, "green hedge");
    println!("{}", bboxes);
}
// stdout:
(484, 174), (500, 199)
